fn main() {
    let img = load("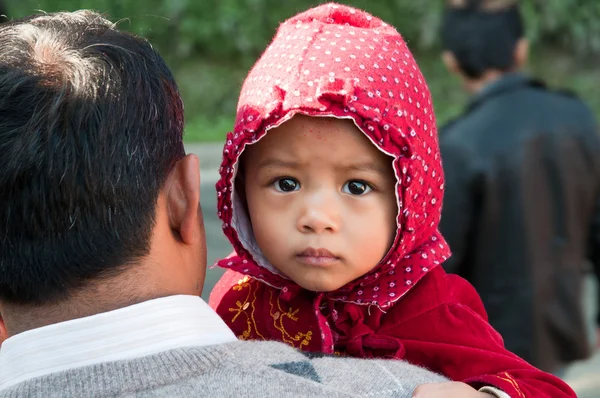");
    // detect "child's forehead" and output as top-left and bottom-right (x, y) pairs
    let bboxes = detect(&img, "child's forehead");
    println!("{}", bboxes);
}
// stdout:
(256, 115), (361, 146)
(244, 115), (390, 165)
